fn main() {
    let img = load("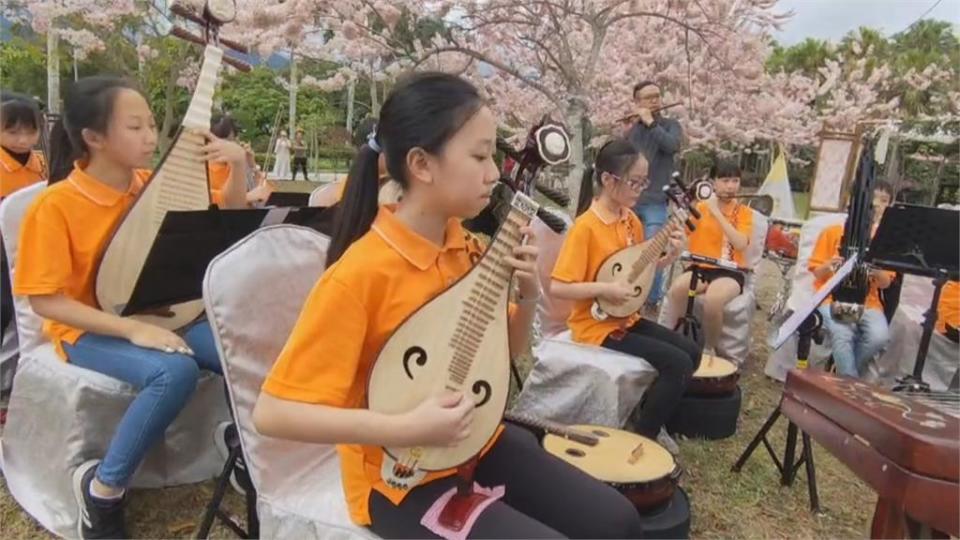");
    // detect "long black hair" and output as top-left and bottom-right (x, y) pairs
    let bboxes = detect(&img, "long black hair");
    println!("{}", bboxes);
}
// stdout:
(0, 92), (41, 133)
(47, 76), (137, 184)
(576, 138), (642, 216)
(326, 72), (484, 266)
(211, 114), (239, 139)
